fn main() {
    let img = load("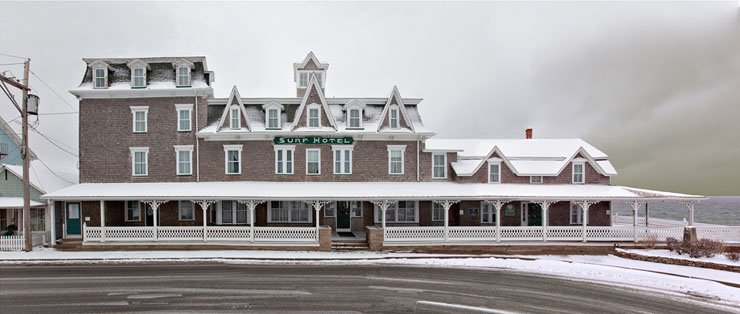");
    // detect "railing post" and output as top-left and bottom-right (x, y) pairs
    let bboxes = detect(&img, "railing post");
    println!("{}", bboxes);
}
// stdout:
(625, 201), (645, 243)
(485, 200), (505, 243)
(239, 200), (264, 243)
(372, 200), (392, 242)
(577, 201), (596, 242)
(306, 201), (328, 242)
(100, 200), (106, 243)
(49, 200), (55, 247)
(143, 200), (168, 242)
(538, 201), (553, 242)
(194, 200), (215, 242)
(434, 200), (460, 243)
(680, 201), (696, 227)
(82, 222), (87, 243)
